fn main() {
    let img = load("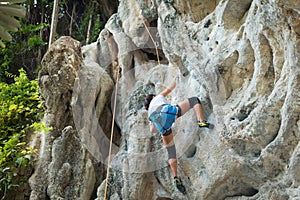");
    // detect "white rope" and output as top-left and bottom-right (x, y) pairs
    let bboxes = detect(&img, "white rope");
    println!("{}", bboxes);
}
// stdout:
(104, 64), (120, 200)
(141, 20), (161, 66)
